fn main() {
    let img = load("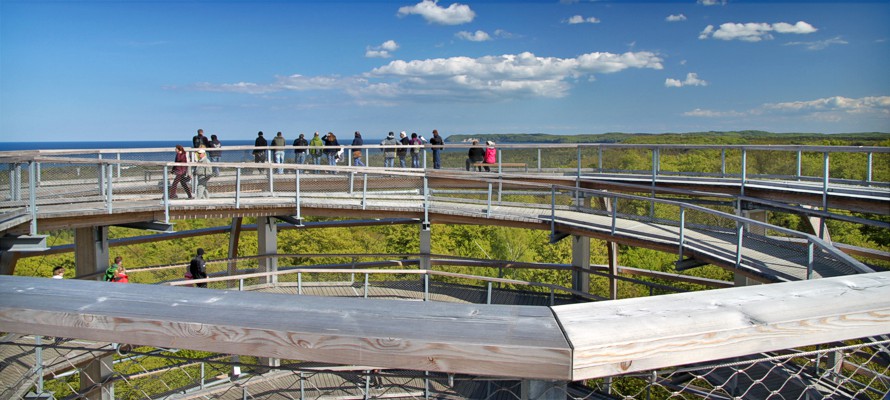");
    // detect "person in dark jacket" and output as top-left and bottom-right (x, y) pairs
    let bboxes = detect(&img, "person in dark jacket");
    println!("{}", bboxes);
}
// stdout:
(323, 132), (340, 168)
(466, 139), (485, 172)
(192, 129), (210, 148)
(351, 131), (365, 167)
(209, 134), (222, 176)
(189, 248), (208, 288)
(170, 144), (192, 198)
(398, 131), (409, 168)
(429, 129), (444, 169)
(253, 131), (267, 173)
(293, 133), (308, 166)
